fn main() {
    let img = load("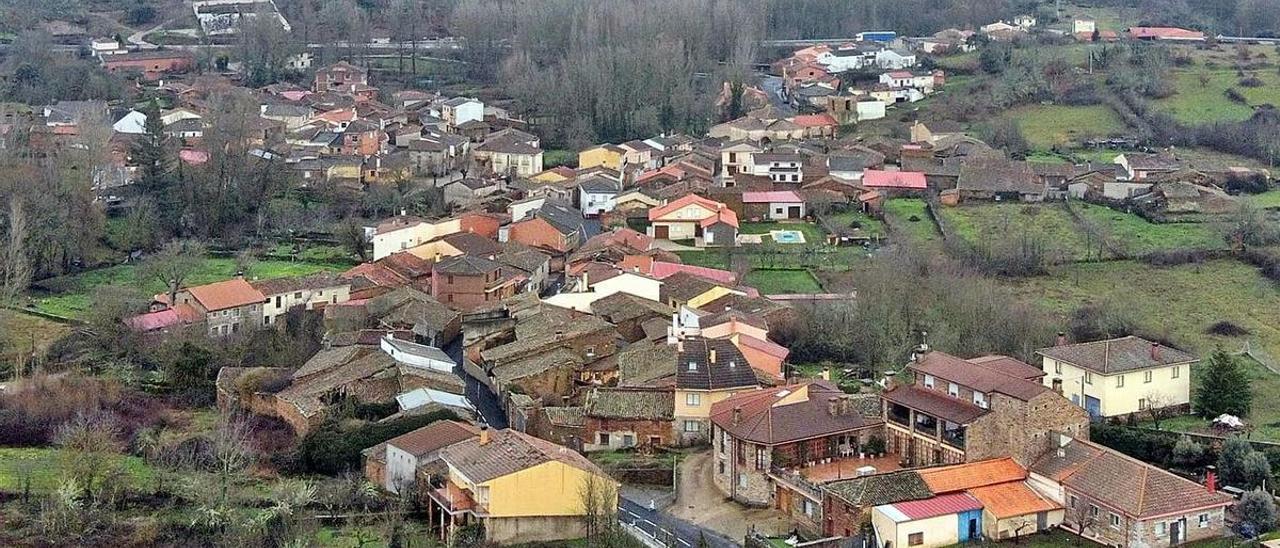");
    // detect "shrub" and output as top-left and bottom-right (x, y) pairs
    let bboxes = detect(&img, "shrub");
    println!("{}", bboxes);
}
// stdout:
(1241, 76), (1266, 88)
(1206, 321), (1250, 337)
(294, 409), (459, 475)
(1226, 88), (1248, 104)
(1219, 436), (1257, 486)
(0, 375), (160, 446)
(1171, 437), (1207, 470)
(1240, 489), (1278, 535)
(862, 435), (886, 455)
